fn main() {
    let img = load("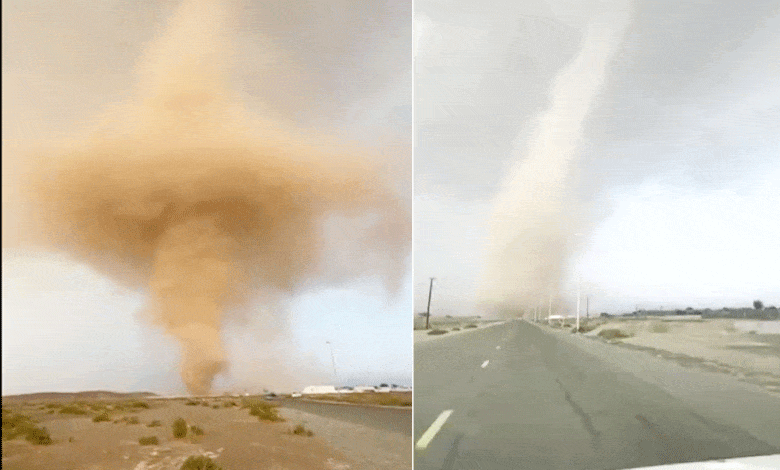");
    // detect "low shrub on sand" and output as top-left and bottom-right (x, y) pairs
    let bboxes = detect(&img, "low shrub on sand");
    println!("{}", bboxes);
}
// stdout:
(147, 420), (162, 427)
(59, 405), (88, 415)
(427, 329), (448, 335)
(180, 455), (223, 470)
(139, 436), (159, 445)
(173, 418), (188, 438)
(598, 328), (631, 340)
(248, 402), (284, 422)
(92, 412), (111, 423)
(291, 424), (314, 437)
(25, 426), (53, 445)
